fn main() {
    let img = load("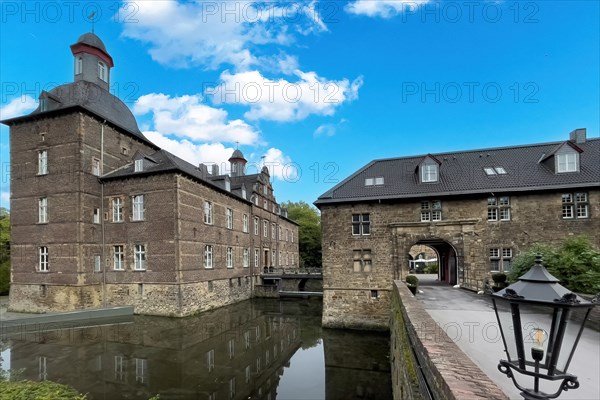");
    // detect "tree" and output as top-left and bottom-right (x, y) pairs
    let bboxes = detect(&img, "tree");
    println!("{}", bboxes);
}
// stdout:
(280, 201), (322, 269)
(508, 236), (600, 294)
(0, 210), (9, 295)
